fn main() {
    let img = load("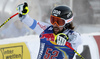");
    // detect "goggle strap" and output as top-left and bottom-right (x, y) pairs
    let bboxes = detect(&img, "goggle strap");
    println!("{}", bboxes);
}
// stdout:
(65, 16), (74, 23)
